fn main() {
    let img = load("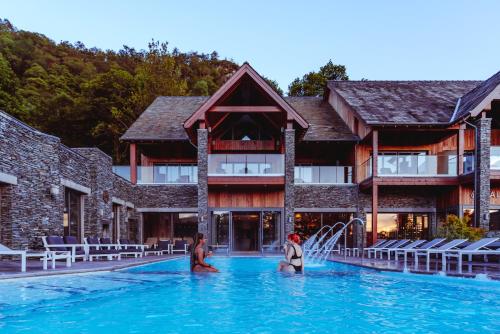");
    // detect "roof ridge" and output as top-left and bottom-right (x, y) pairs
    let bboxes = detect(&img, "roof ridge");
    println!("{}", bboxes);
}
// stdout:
(329, 80), (482, 83)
